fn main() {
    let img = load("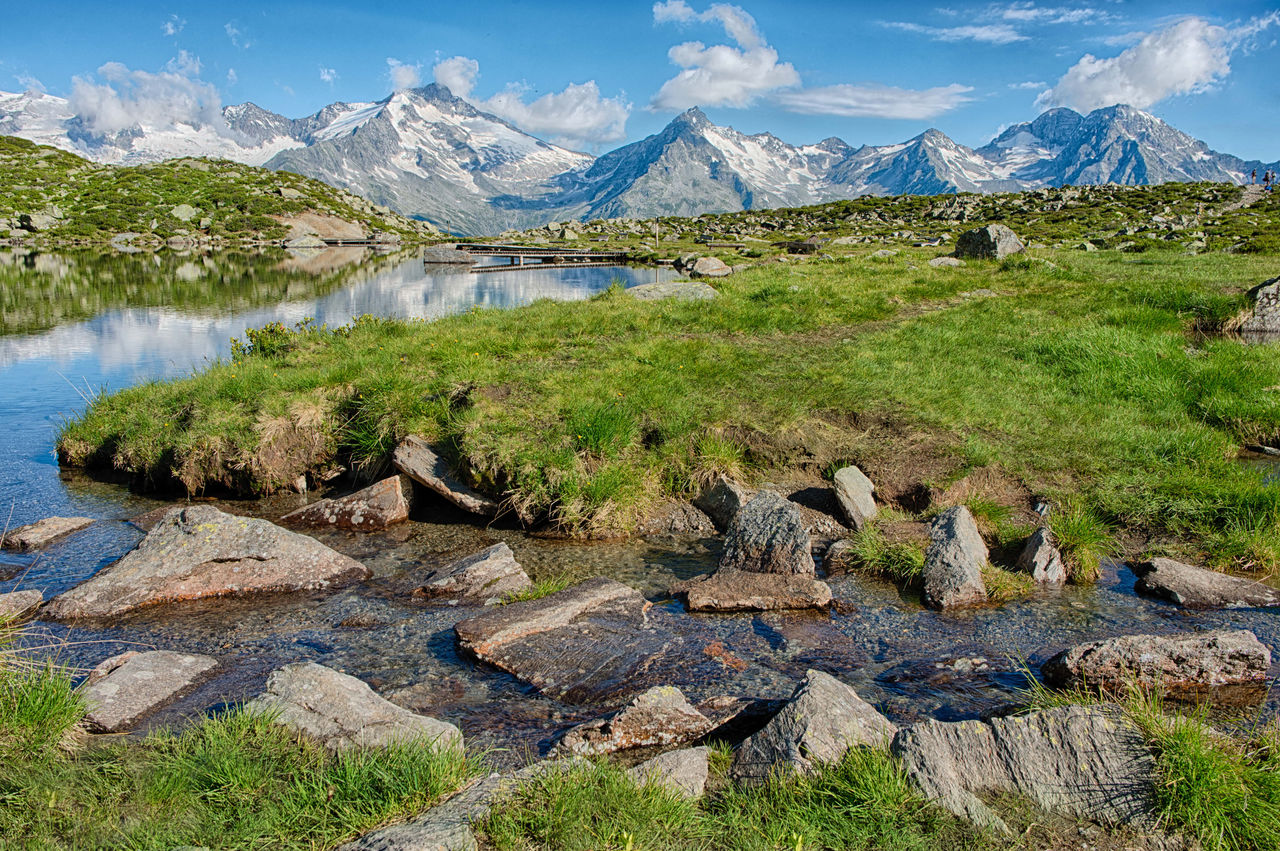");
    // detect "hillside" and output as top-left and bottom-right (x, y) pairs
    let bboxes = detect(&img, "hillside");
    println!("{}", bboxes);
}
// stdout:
(0, 136), (437, 246)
